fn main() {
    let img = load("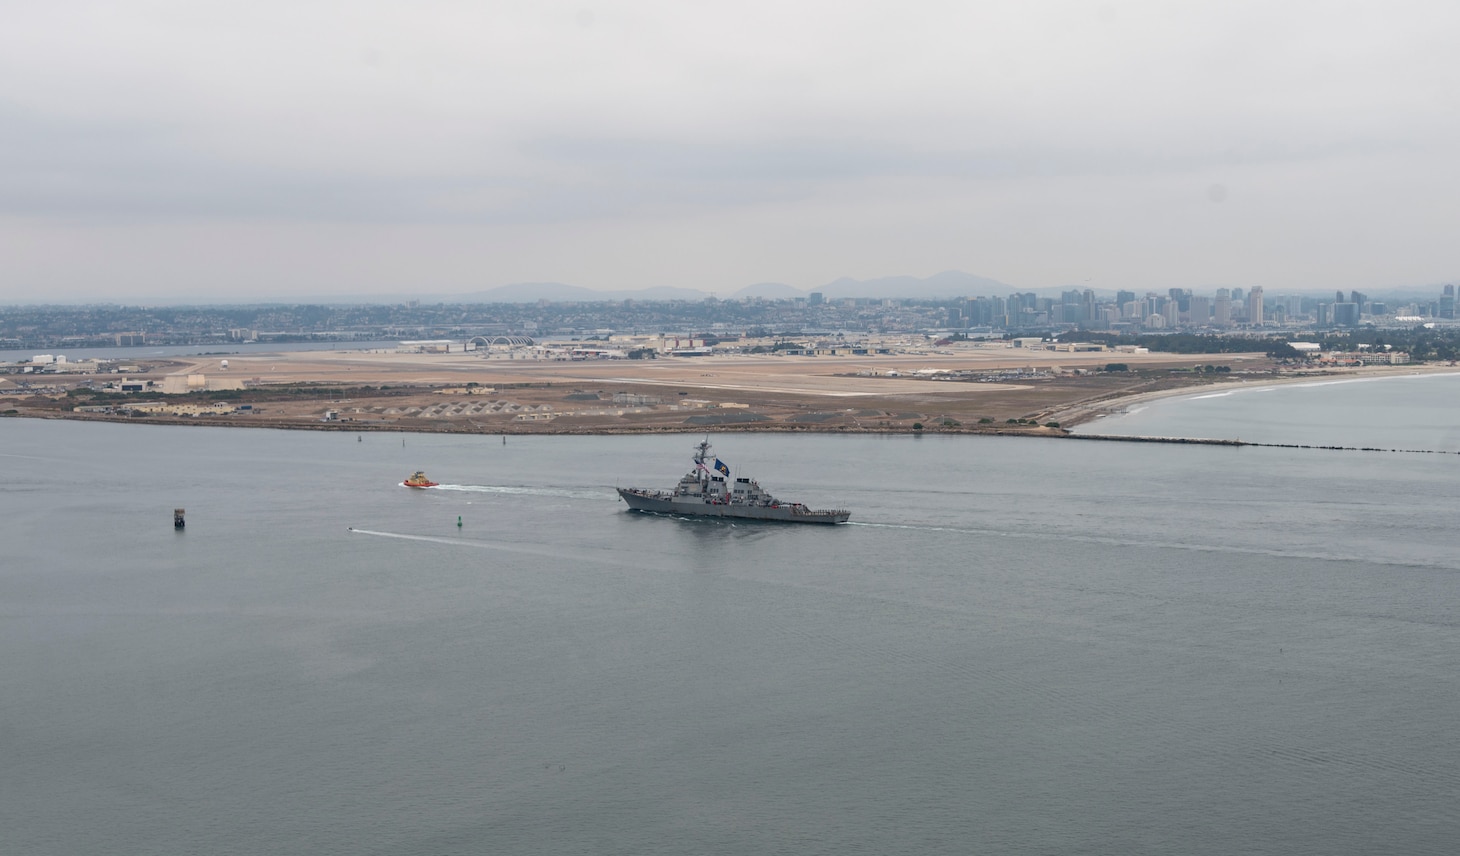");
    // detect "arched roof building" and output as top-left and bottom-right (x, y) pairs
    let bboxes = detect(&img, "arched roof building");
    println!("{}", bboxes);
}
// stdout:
(470, 335), (536, 348)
